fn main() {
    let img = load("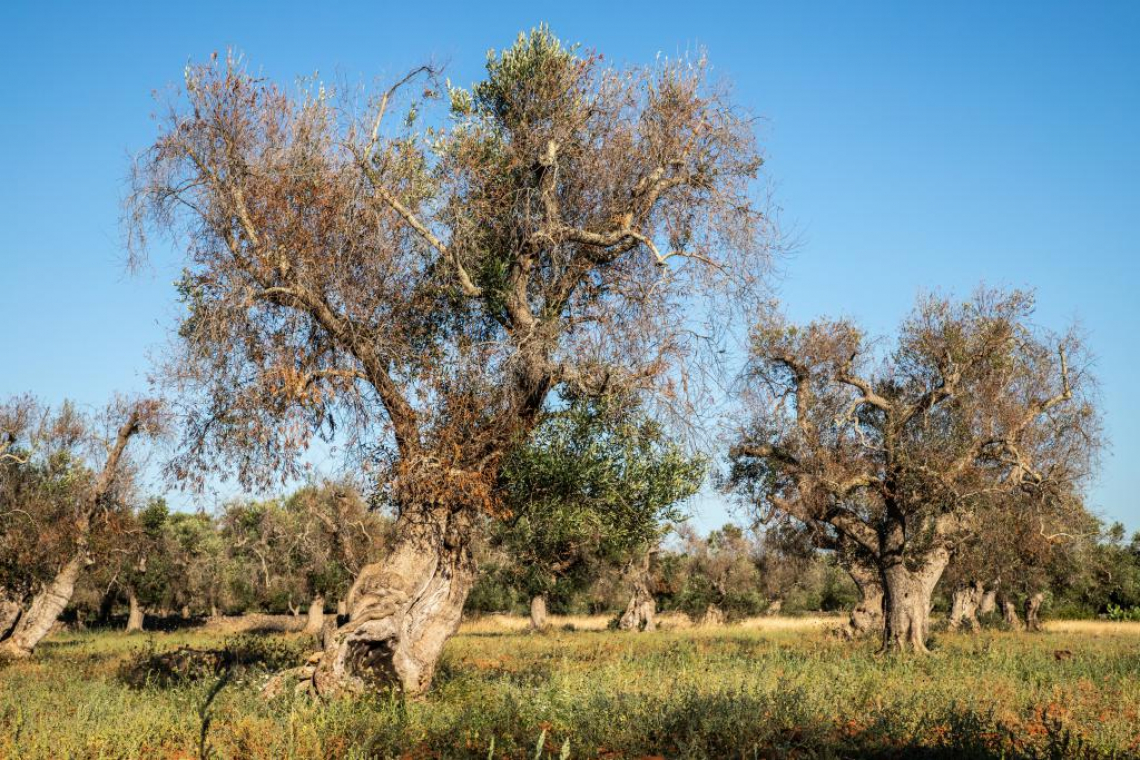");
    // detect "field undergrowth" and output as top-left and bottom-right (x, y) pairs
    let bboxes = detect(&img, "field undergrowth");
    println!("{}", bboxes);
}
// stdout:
(1, 615), (1138, 759)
